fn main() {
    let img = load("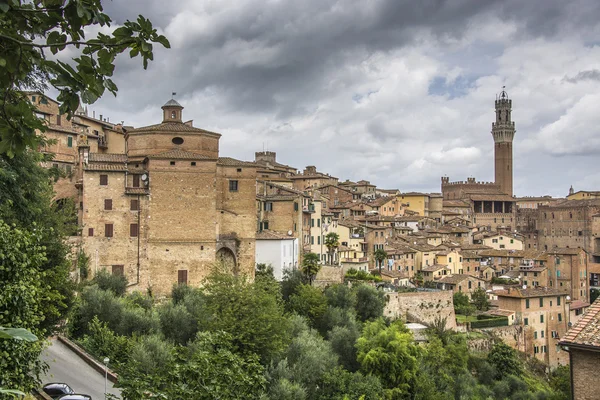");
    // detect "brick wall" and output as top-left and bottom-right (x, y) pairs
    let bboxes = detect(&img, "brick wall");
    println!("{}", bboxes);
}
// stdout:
(570, 349), (600, 400)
